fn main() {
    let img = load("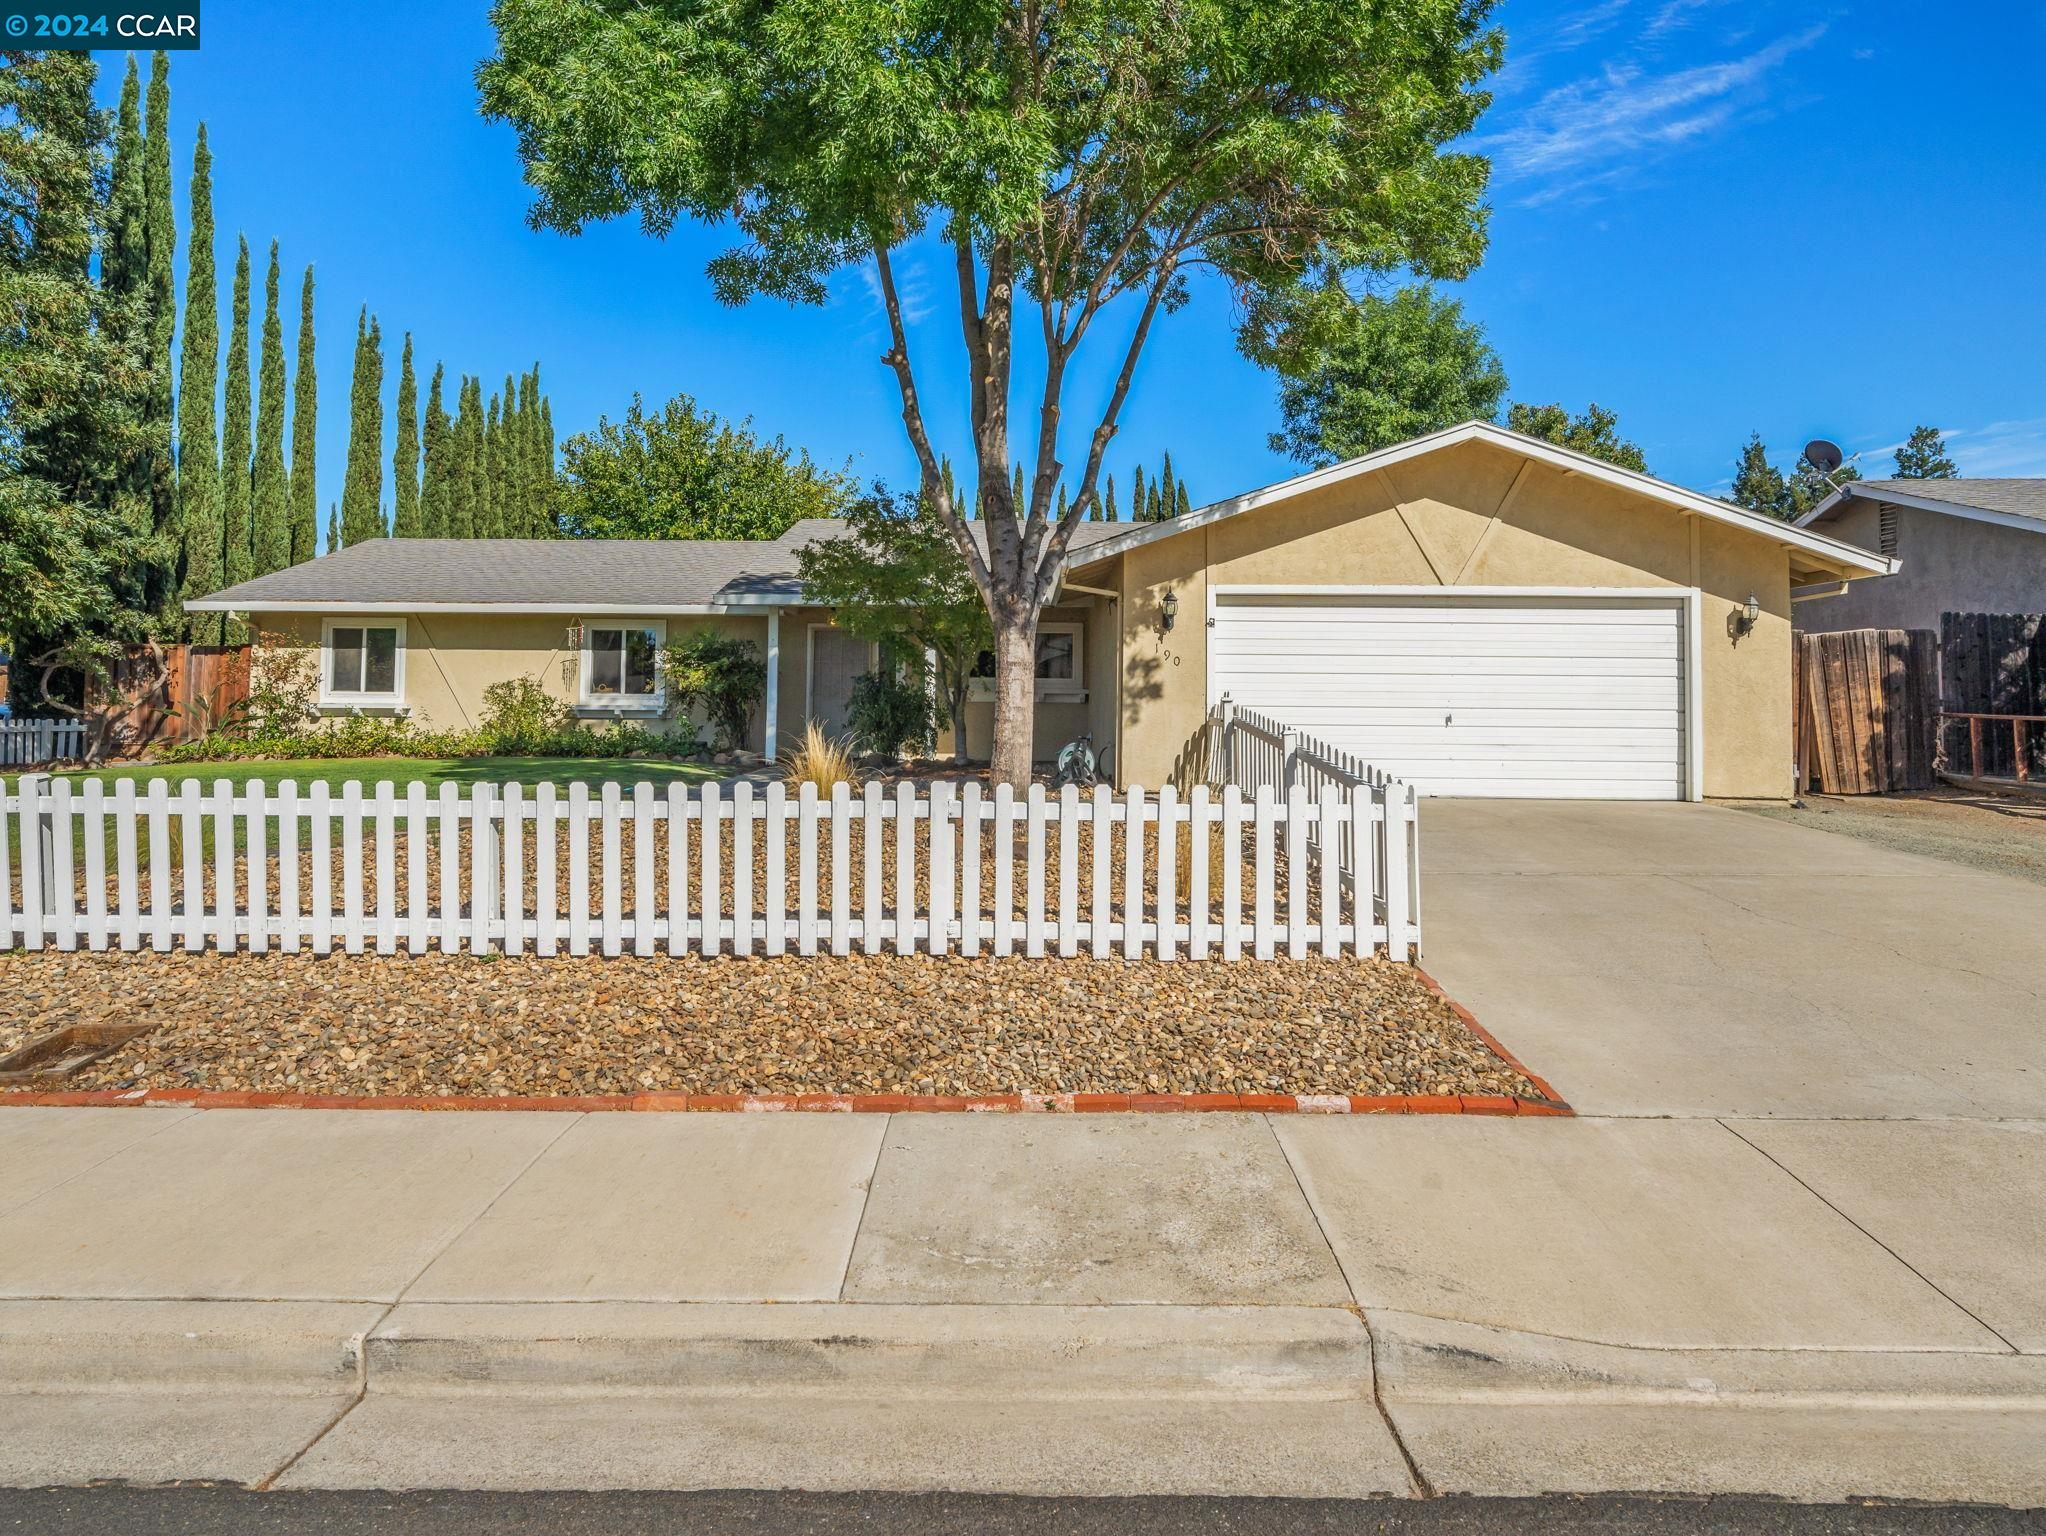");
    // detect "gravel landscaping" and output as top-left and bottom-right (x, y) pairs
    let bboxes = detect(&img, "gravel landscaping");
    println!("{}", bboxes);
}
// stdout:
(0, 950), (1542, 1101)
